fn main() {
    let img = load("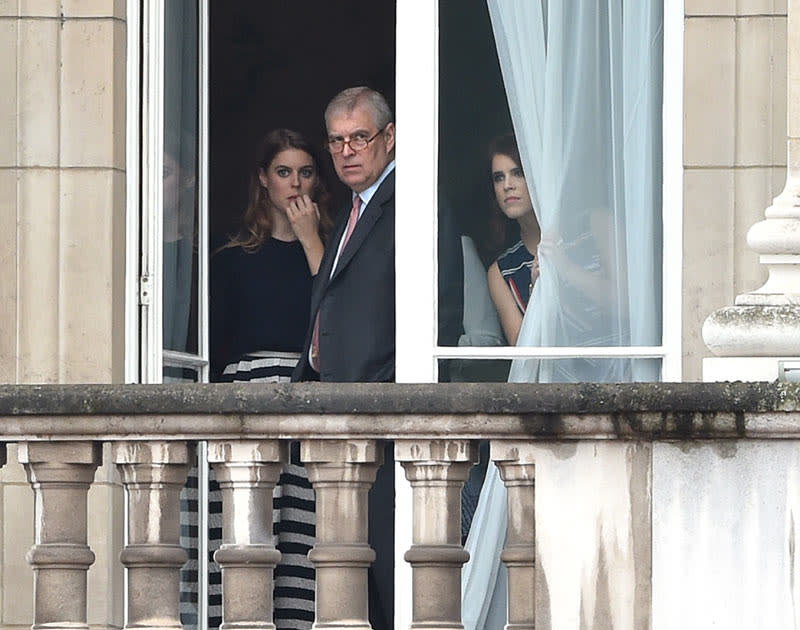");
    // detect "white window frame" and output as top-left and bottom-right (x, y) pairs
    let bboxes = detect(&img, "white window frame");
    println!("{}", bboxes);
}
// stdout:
(129, 0), (210, 385)
(127, 0), (685, 387)
(138, 0), (165, 384)
(124, 0), (141, 384)
(395, 0), (684, 384)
